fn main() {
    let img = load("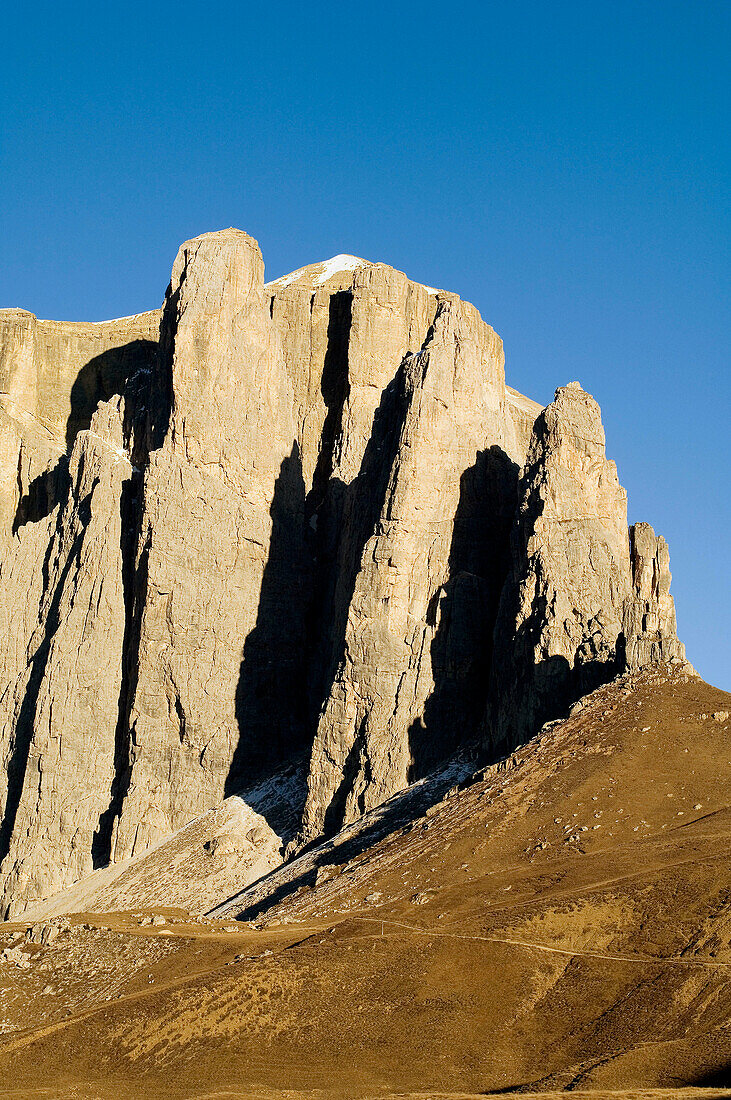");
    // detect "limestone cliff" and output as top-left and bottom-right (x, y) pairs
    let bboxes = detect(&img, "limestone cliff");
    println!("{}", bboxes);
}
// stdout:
(0, 308), (158, 542)
(0, 310), (158, 914)
(110, 229), (305, 863)
(266, 255), (439, 494)
(0, 230), (687, 917)
(301, 294), (520, 839)
(0, 401), (134, 914)
(624, 522), (686, 669)
(488, 382), (685, 752)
